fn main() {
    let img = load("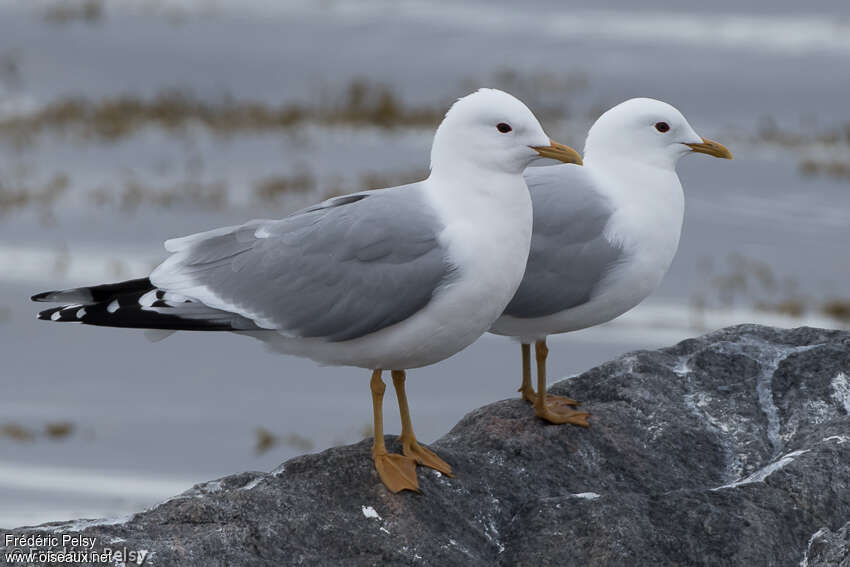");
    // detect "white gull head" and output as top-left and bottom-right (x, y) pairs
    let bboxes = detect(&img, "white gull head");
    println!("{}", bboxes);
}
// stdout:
(584, 97), (732, 170)
(430, 88), (581, 176)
